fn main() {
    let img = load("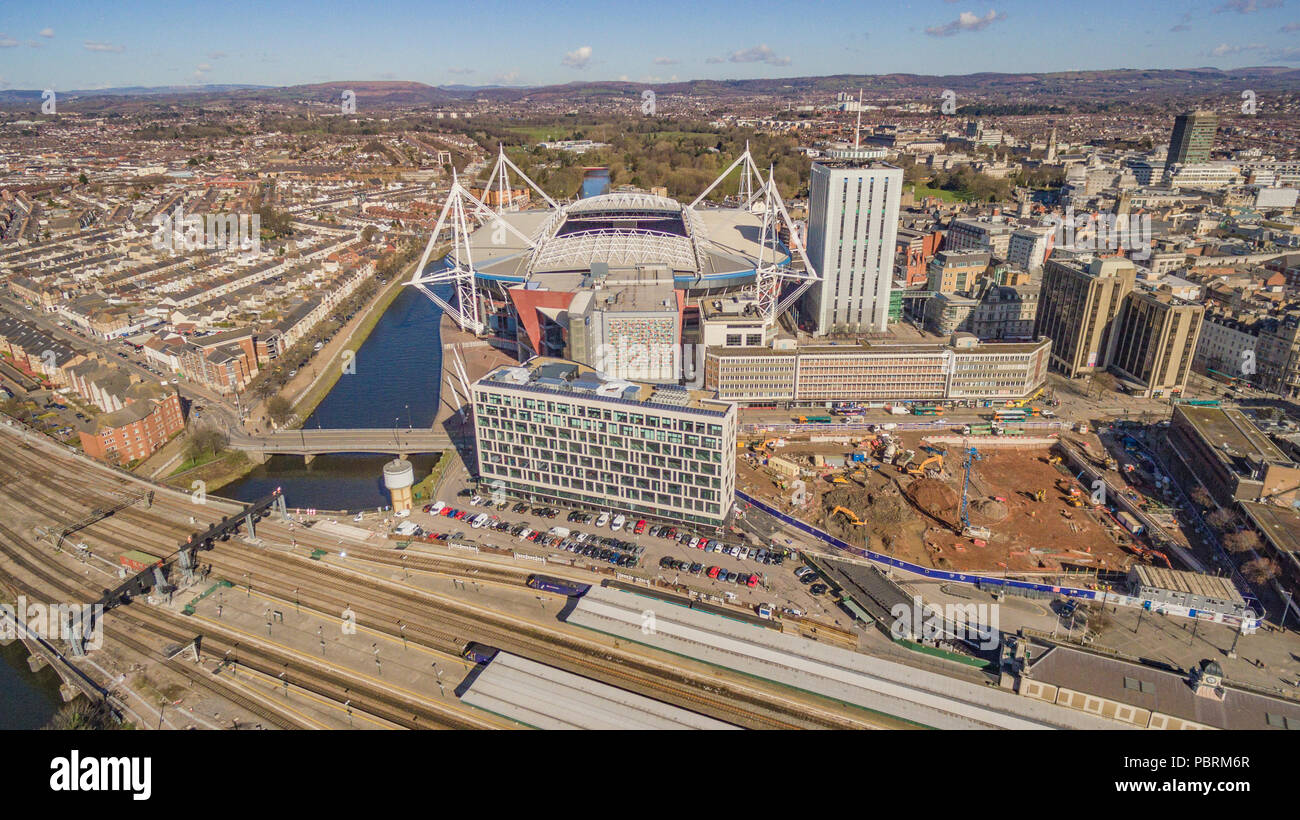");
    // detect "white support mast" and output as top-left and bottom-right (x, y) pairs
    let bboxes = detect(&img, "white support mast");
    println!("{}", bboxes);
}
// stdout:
(406, 169), (540, 335)
(752, 164), (820, 326)
(479, 144), (559, 212)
